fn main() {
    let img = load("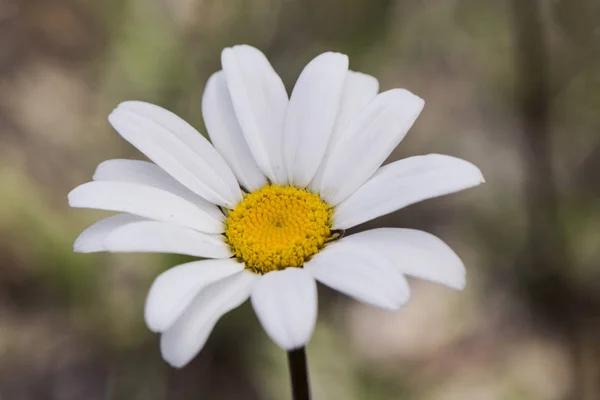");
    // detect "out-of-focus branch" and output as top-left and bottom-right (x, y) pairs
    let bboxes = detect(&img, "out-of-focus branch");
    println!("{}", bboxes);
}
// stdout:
(509, 0), (596, 398)
(511, 0), (565, 277)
